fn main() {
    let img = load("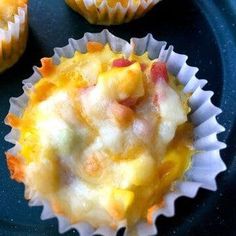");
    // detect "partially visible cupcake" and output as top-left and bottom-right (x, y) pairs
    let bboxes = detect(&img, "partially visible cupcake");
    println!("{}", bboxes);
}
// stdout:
(0, 0), (28, 73)
(65, 0), (161, 25)
(5, 31), (226, 236)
